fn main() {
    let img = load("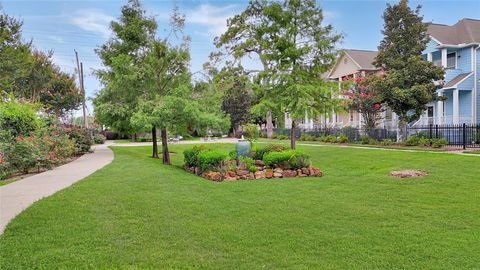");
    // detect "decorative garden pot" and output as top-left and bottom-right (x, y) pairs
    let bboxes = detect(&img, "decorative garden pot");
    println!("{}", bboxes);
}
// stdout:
(236, 139), (251, 159)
